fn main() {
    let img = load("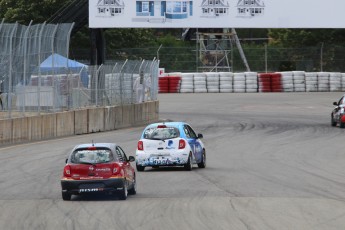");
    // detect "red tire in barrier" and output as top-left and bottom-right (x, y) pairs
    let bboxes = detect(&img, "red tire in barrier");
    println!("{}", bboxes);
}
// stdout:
(159, 77), (169, 93)
(168, 76), (181, 93)
(258, 73), (271, 92)
(270, 73), (282, 92)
